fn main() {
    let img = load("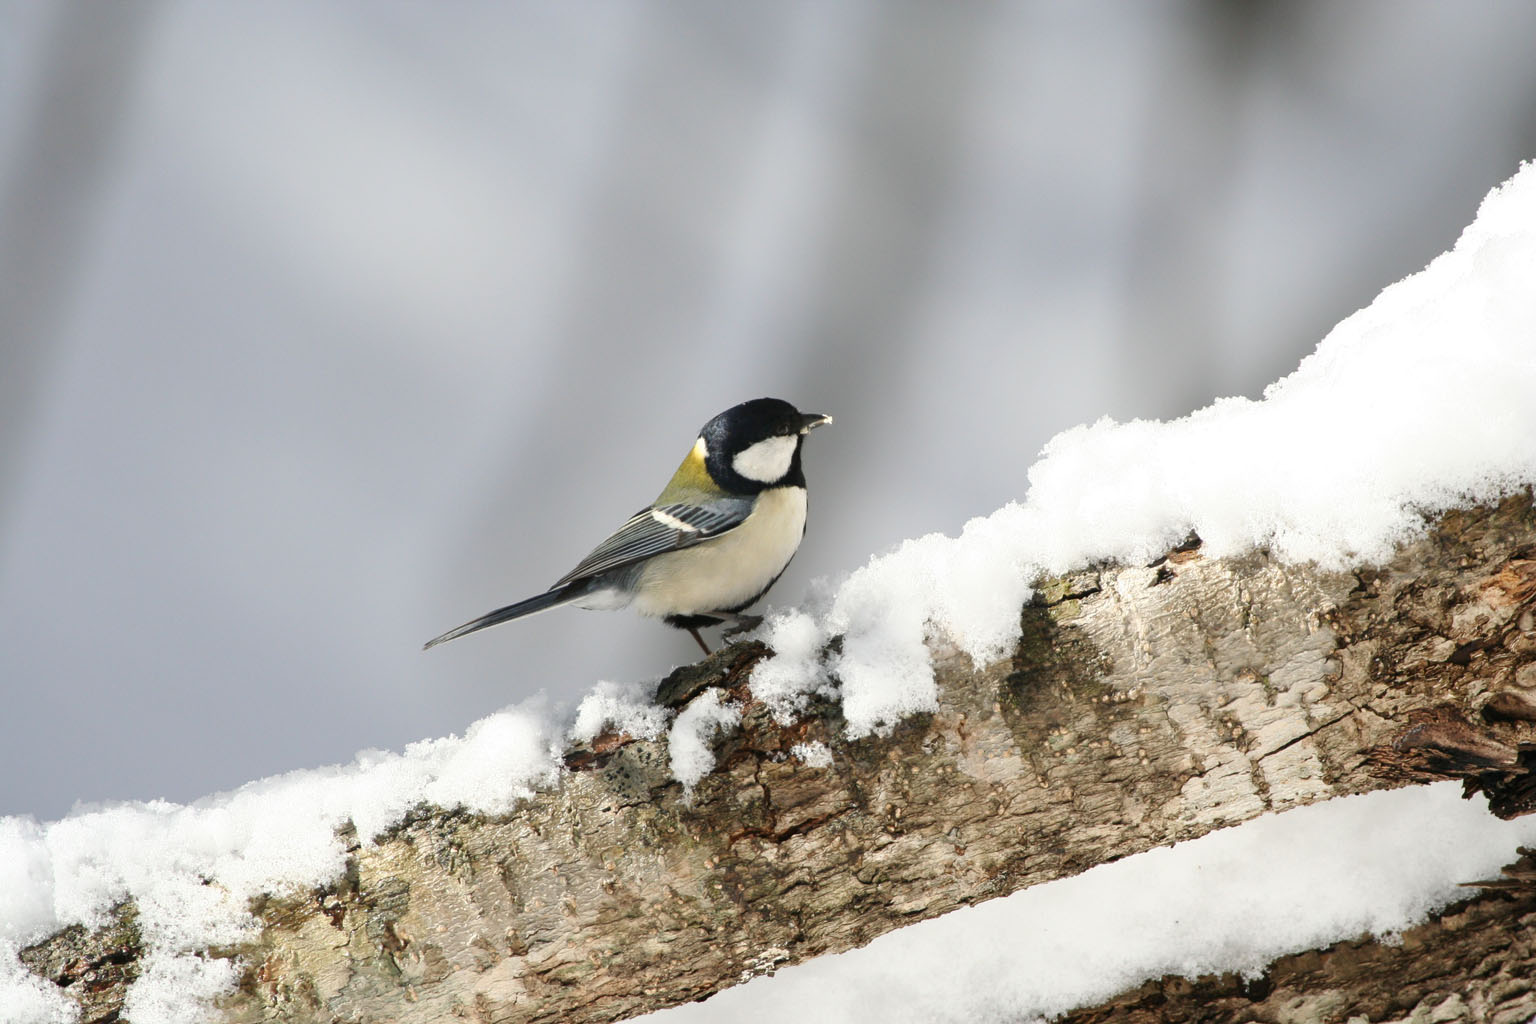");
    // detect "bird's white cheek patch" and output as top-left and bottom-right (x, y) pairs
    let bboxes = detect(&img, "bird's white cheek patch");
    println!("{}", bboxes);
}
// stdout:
(732, 435), (797, 483)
